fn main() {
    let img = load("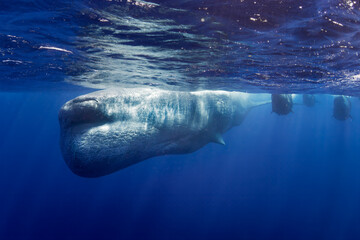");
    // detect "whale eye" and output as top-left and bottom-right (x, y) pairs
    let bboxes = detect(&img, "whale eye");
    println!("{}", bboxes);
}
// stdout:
(59, 97), (110, 128)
